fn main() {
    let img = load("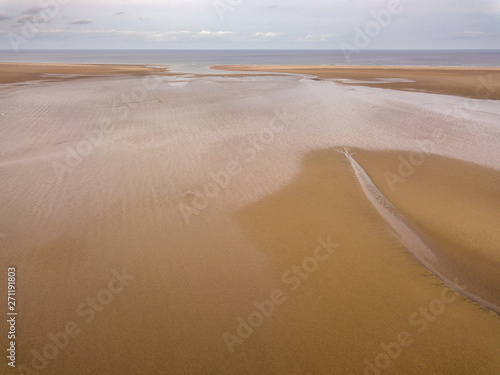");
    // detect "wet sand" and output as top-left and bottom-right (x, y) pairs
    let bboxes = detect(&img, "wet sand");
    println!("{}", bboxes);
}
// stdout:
(234, 148), (500, 374)
(212, 65), (500, 100)
(0, 64), (499, 374)
(352, 149), (500, 311)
